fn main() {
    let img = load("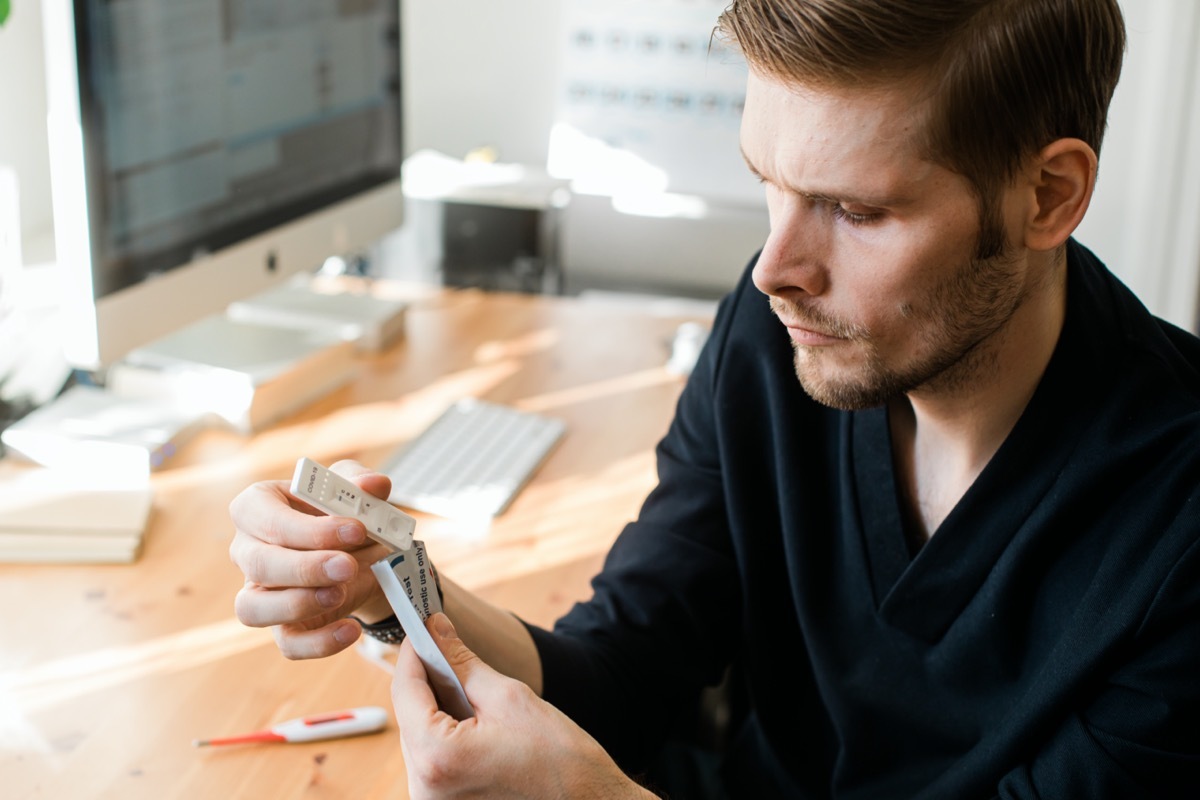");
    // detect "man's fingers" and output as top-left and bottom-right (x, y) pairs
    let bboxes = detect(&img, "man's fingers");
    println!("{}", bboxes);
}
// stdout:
(393, 639), (442, 726)
(229, 530), (359, 588)
(229, 480), (368, 550)
(235, 583), (347, 627)
(272, 618), (361, 660)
